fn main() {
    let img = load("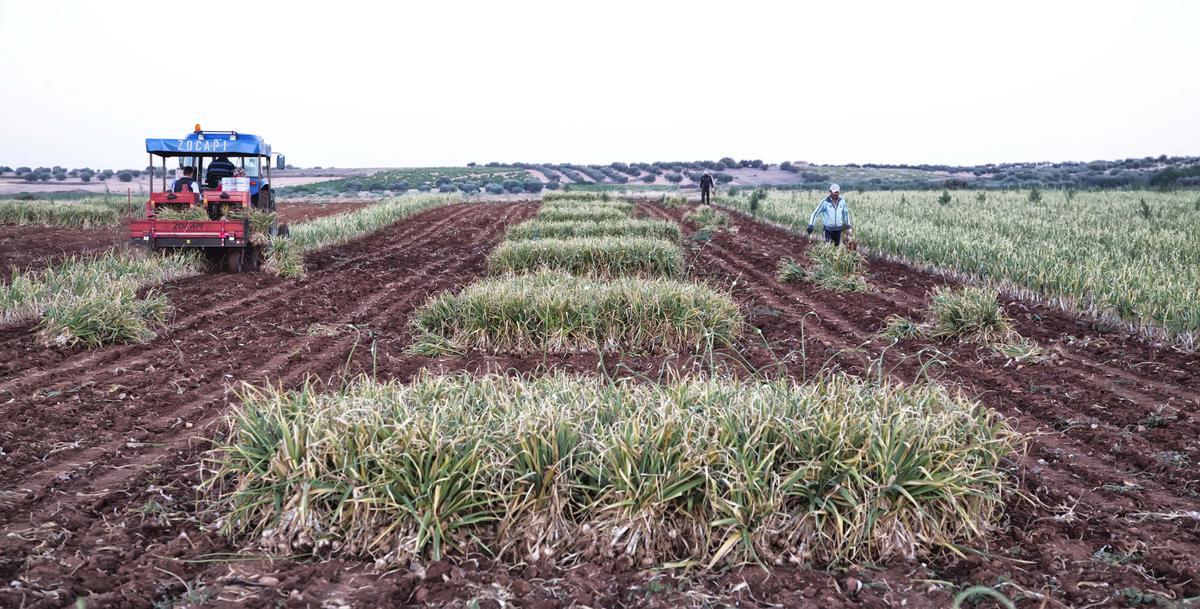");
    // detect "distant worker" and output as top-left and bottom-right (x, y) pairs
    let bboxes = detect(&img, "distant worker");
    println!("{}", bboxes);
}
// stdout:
(170, 166), (199, 194)
(806, 183), (852, 247)
(699, 173), (715, 204)
(206, 156), (237, 188)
